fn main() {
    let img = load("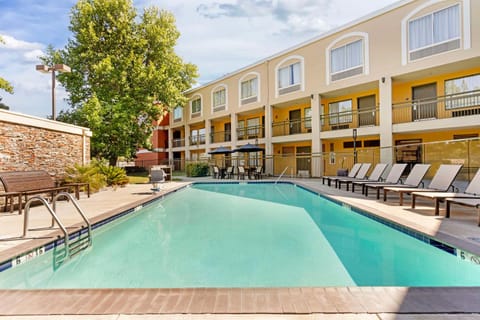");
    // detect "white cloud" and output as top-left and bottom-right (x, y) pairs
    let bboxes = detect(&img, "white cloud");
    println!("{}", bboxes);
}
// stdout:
(0, 34), (43, 51)
(23, 49), (45, 62)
